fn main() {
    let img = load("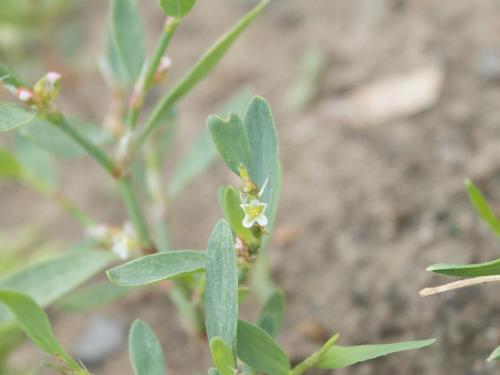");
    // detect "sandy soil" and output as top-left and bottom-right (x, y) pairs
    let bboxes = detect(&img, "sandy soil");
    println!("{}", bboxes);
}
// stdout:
(5, 0), (500, 374)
